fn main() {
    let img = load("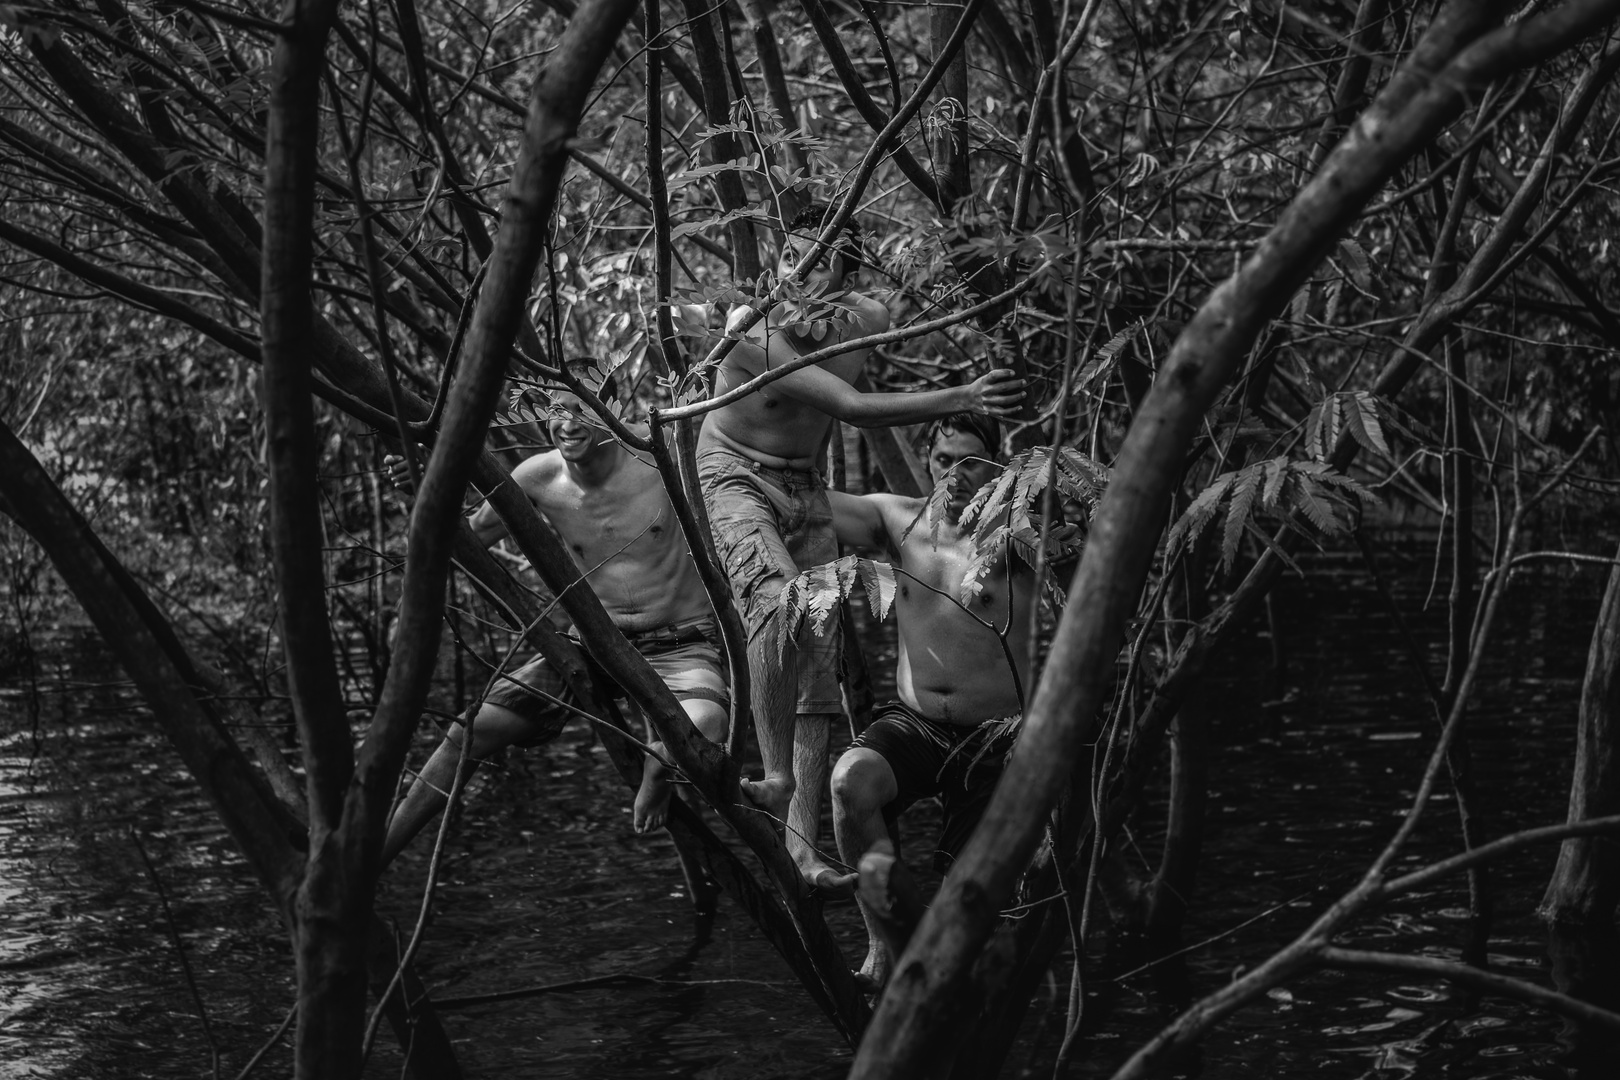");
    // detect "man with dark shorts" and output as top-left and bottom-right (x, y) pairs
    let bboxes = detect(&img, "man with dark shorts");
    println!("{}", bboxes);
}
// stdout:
(697, 202), (1026, 896)
(825, 415), (1039, 987)
(381, 369), (728, 865)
